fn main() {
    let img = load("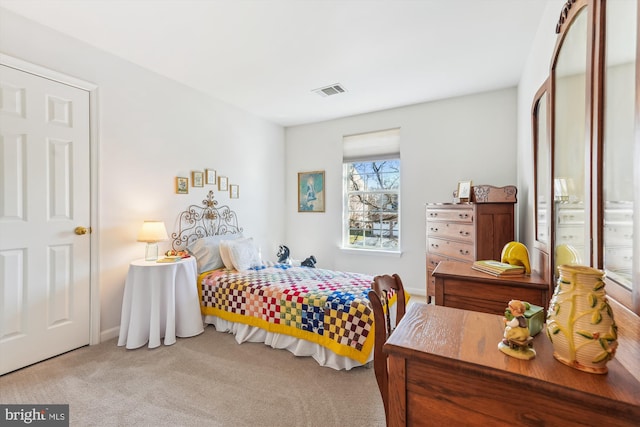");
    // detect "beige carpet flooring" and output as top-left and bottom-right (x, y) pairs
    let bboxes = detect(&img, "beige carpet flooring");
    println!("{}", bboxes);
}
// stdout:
(0, 326), (386, 426)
